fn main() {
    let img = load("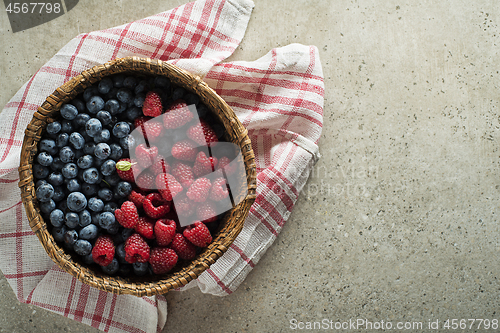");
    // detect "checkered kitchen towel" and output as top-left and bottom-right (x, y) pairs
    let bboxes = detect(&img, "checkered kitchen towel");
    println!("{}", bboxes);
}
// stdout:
(0, 0), (324, 332)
